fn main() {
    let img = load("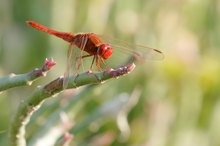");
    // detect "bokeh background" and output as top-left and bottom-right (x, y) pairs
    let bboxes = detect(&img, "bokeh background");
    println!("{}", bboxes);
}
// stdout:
(1, 0), (220, 146)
